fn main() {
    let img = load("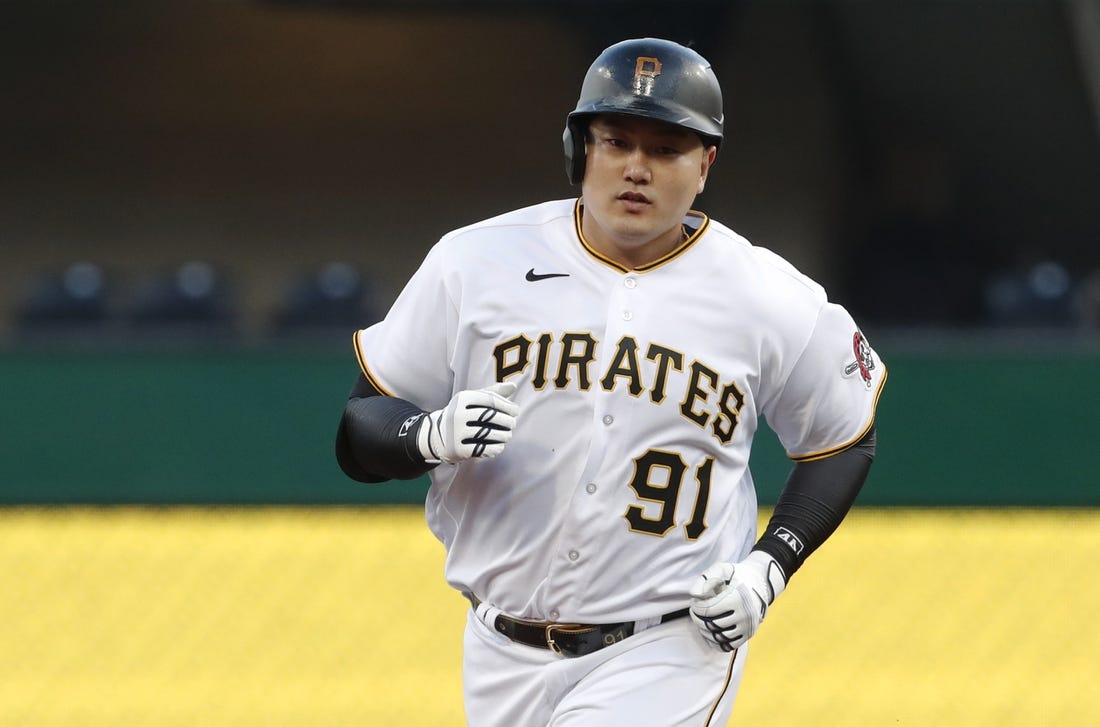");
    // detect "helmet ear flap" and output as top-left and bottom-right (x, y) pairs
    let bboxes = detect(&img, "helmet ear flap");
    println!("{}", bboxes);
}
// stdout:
(562, 118), (587, 185)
